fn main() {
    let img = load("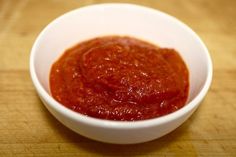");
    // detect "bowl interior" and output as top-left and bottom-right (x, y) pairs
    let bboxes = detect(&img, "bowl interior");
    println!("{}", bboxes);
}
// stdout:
(32, 4), (210, 107)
